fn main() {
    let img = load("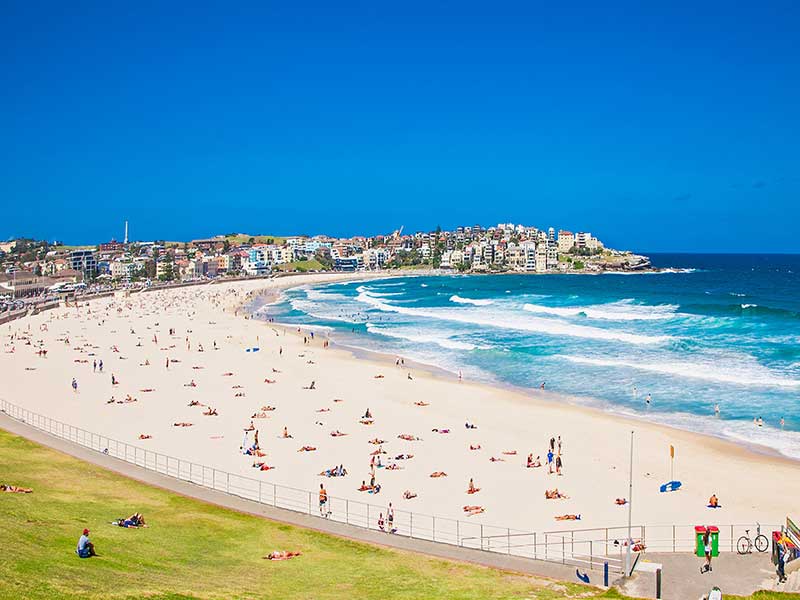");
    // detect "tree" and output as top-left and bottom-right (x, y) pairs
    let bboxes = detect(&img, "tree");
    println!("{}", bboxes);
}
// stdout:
(144, 260), (156, 279)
